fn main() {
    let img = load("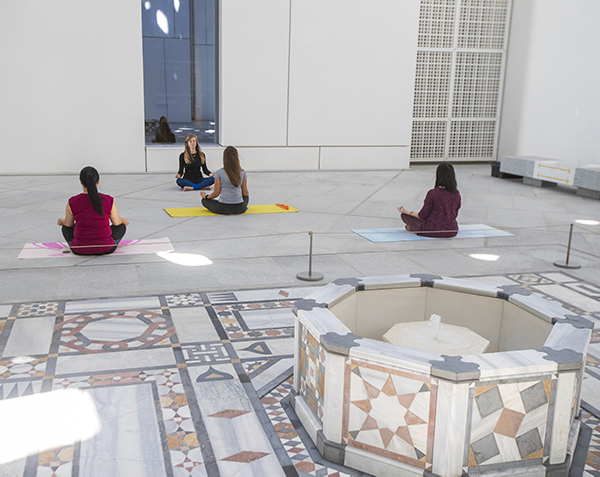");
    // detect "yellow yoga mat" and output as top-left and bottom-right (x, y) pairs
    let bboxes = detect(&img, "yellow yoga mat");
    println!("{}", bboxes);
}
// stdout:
(164, 204), (298, 217)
